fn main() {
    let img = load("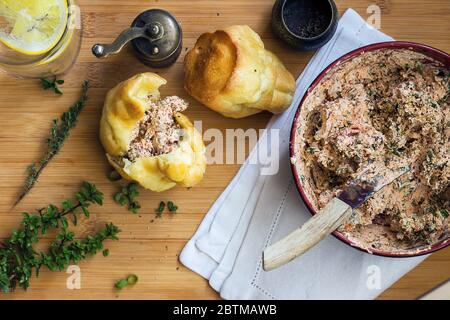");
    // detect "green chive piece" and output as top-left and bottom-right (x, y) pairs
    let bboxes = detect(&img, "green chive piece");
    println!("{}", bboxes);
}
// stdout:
(127, 274), (138, 285)
(115, 279), (129, 289)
